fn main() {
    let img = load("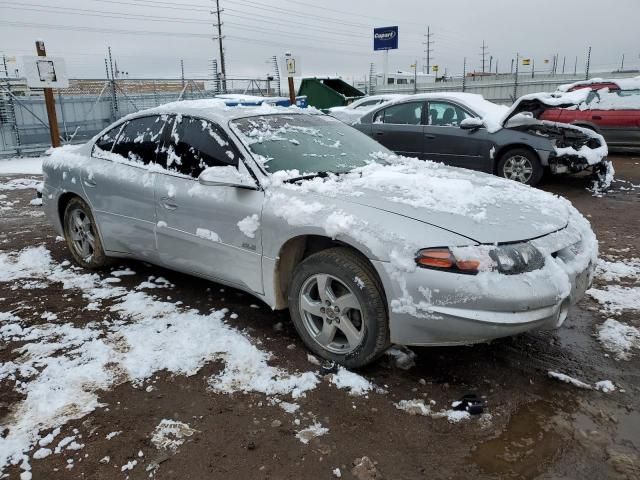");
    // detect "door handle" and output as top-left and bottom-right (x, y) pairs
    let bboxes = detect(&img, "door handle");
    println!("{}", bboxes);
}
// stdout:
(83, 179), (97, 187)
(375, 131), (384, 136)
(592, 115), (602, 120)
(160, 197), (177, 210)
(424, 134), (435, 139)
